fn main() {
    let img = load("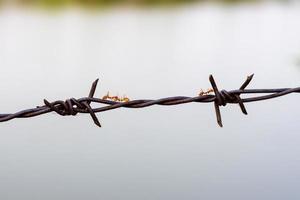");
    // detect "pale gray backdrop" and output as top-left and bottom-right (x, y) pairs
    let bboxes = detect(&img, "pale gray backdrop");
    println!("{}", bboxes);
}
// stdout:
(0, 2), (300, 200)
